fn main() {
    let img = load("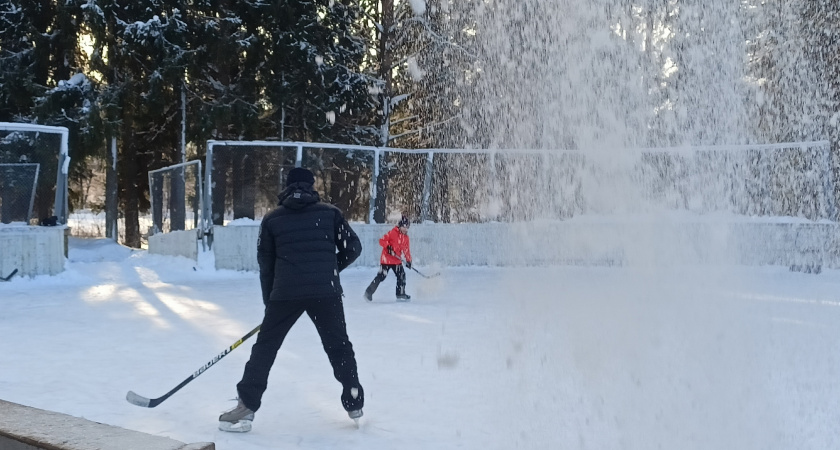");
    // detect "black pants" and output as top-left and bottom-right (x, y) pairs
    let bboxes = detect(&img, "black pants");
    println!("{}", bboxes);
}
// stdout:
(366, 264), (406, 296)
(236, 296), (363, 412)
